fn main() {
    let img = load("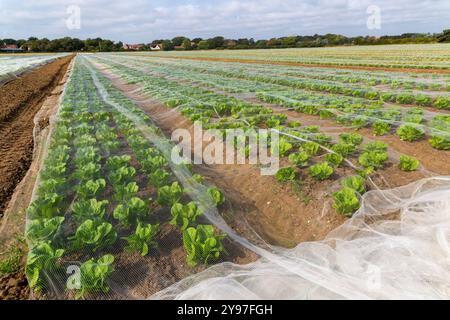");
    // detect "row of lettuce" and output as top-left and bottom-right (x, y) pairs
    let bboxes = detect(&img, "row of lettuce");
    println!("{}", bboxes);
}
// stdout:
(96, 55), (450, 151)
(25, 58), (227, 299)
(121, 54), (450, 110)
(154, 46), (450, 70)
(90, 54), (422, 218)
